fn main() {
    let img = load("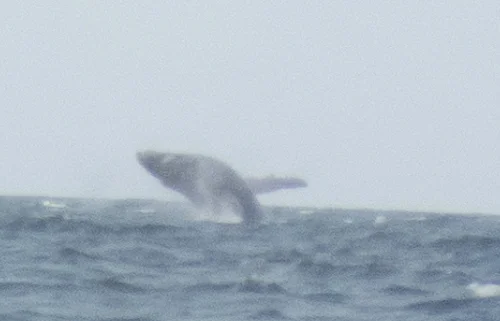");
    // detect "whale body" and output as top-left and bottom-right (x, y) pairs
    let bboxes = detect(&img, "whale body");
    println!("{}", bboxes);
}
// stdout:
(136, 150), (263, 224)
